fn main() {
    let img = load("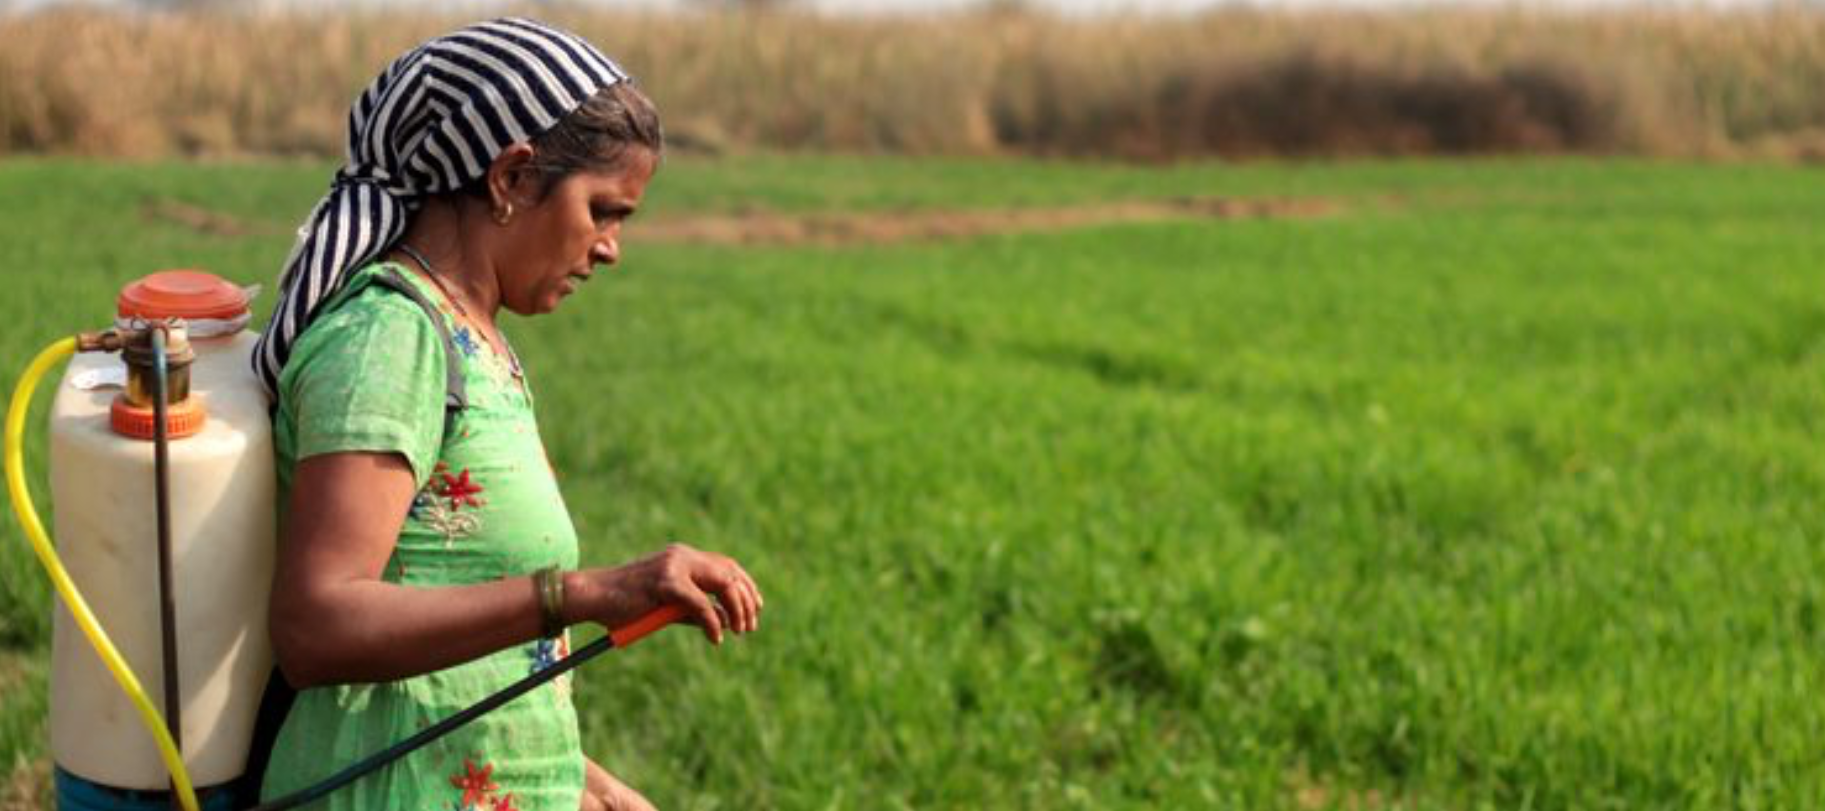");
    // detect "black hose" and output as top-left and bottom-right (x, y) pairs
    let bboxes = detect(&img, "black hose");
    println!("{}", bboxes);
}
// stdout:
(151, 327), (184, 799)
(245, 633), (621, 811)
